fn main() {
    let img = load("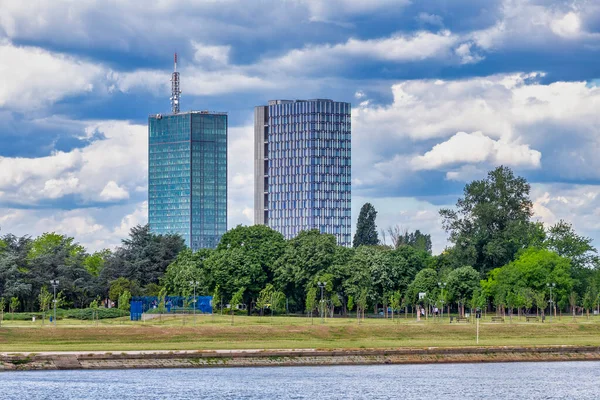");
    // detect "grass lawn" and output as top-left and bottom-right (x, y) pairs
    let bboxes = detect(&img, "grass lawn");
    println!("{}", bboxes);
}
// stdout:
(1, 314), (600, 352)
